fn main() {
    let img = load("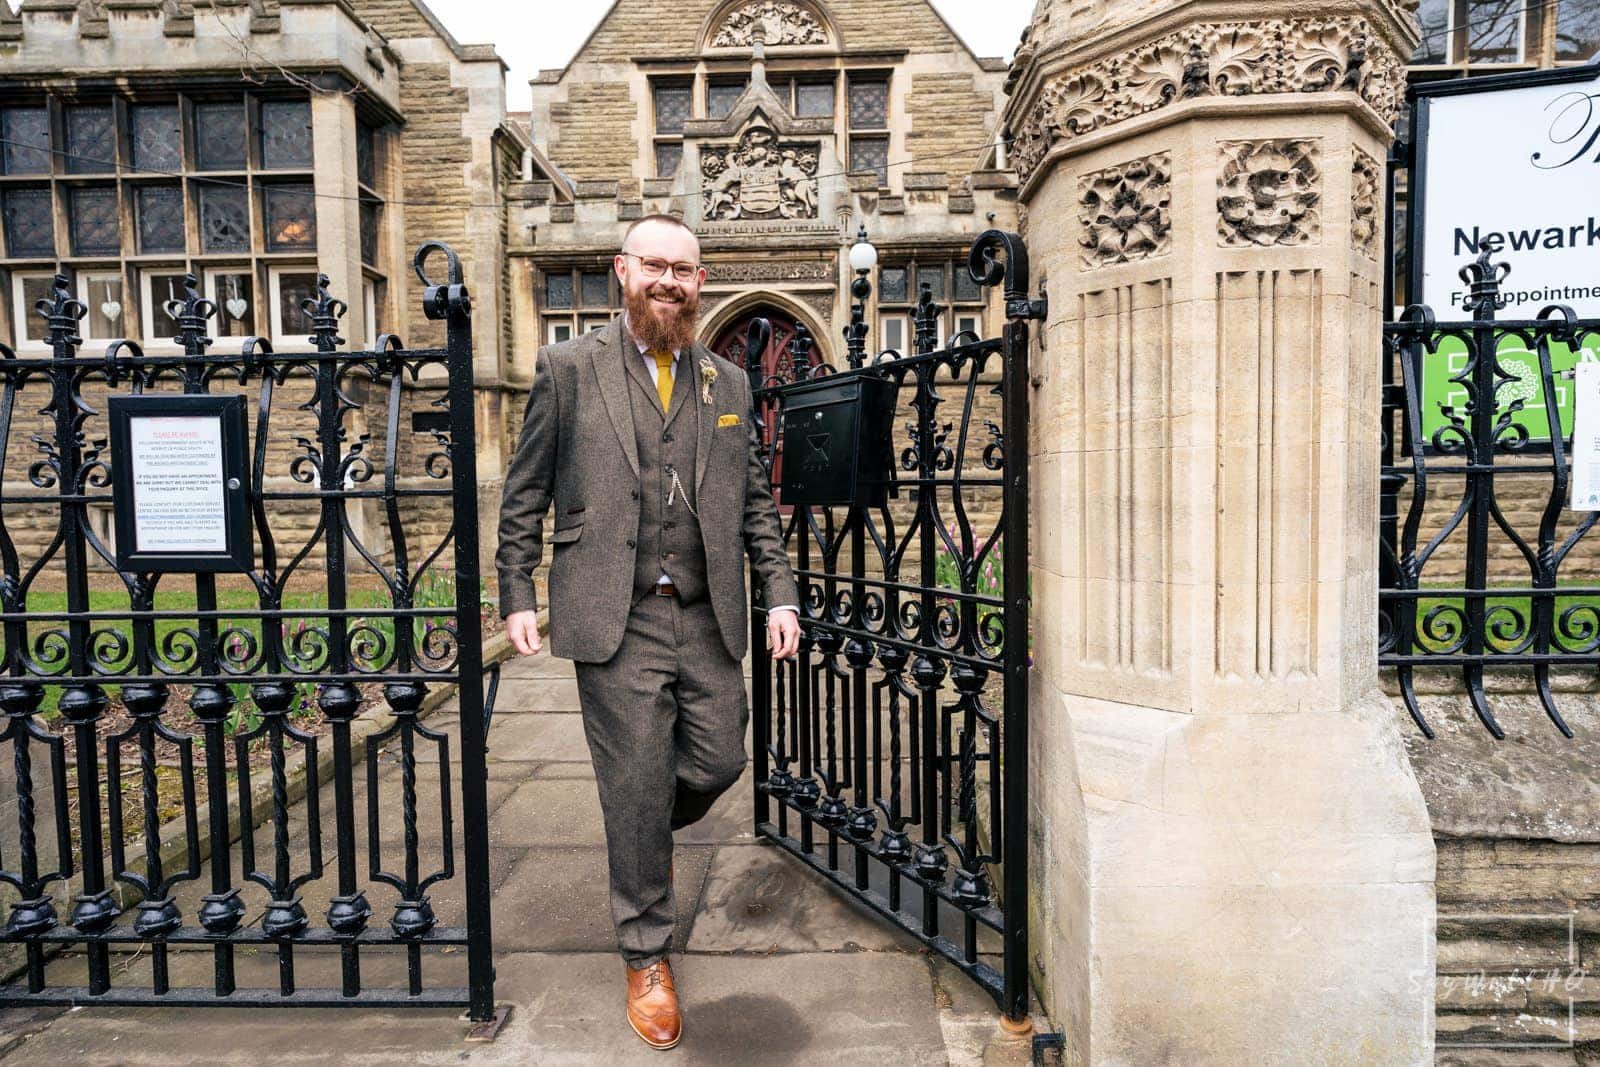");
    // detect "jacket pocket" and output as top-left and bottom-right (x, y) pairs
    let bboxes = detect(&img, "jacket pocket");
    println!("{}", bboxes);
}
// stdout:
(549, 523), (584, 544)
